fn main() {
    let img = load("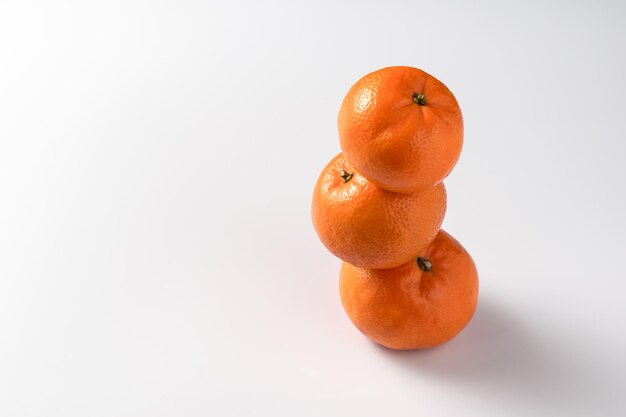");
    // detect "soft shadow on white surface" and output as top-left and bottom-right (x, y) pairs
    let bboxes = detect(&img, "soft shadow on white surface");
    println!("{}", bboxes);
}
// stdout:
(373, 298), (622, 415)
